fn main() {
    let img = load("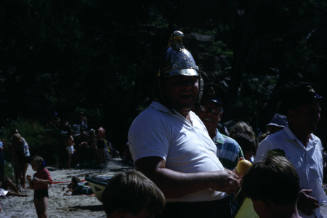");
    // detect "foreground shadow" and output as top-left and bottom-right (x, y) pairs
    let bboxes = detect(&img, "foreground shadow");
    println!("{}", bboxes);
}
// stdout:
(69, 205), (103, 211)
